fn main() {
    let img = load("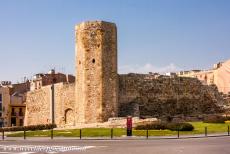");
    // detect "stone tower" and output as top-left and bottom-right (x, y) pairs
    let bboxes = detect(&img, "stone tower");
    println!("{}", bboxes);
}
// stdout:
(75, 21), (118, 123)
